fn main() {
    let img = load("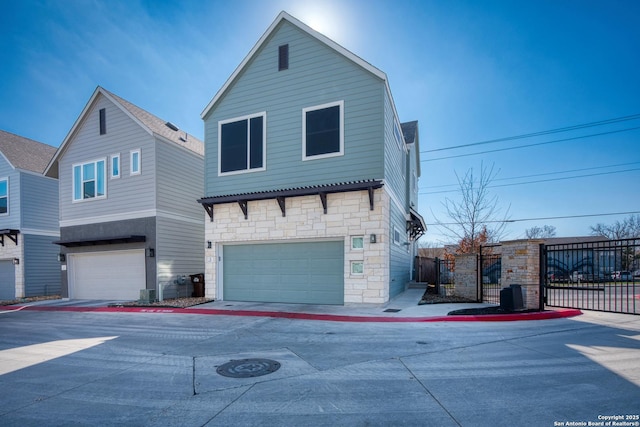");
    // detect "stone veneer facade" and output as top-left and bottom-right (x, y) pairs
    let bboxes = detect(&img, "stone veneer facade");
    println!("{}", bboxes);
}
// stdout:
(501, 239), (543, 310)
(204, 189), (391, 304)
(453, 253), (478, 301)
(0, 234), (24, 299)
